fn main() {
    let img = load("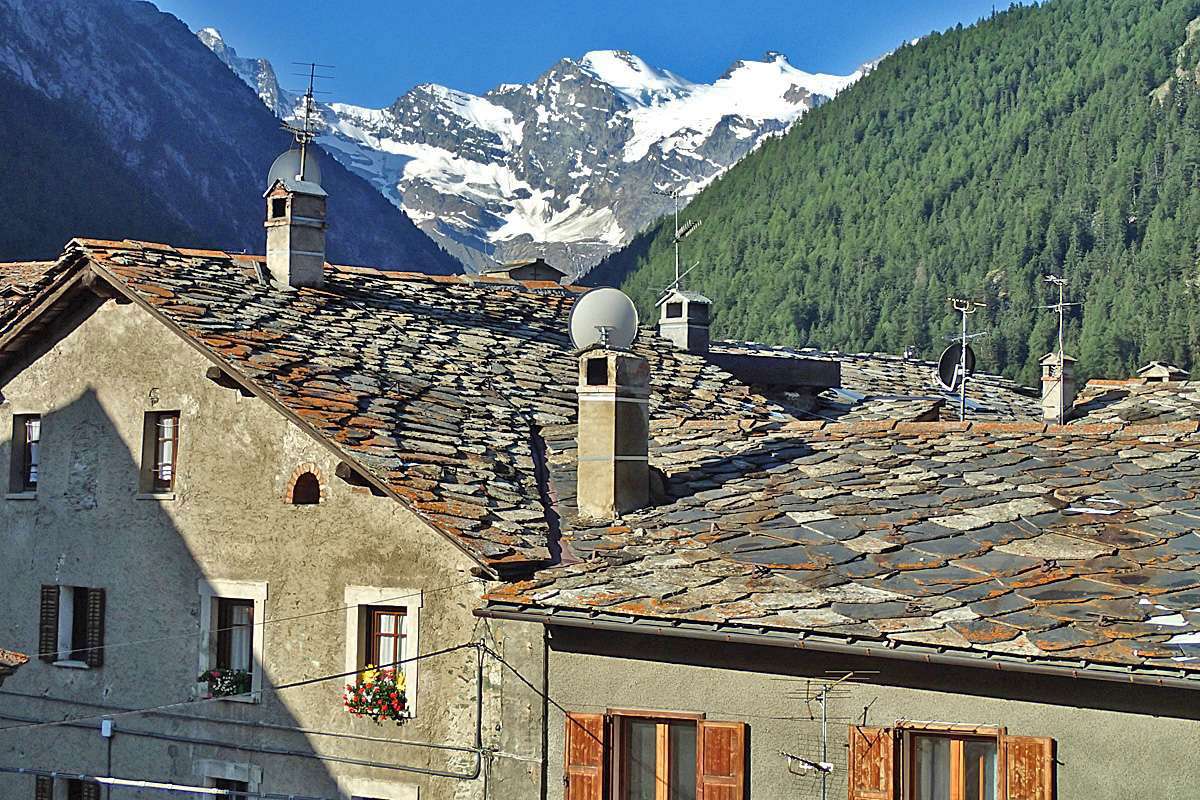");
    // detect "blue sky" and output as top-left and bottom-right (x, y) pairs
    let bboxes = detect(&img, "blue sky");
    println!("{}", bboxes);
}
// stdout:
(157, 0), (1005, 106)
